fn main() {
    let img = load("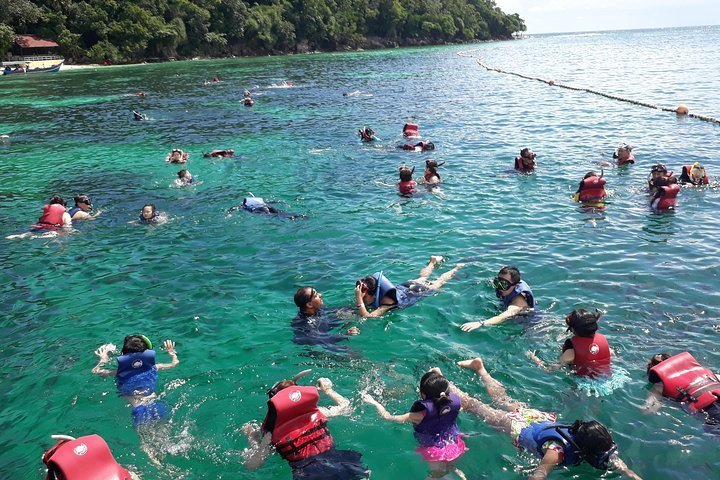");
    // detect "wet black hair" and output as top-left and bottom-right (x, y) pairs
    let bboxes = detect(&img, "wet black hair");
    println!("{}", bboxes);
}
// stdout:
(520, 148), (536, 159)
(568, 420), (616, 470)
(419, 371), (452, 408)
(424, 142), (435, 150)
(177, 169), (189, 178)
(497, 266), (521, 284)
(48, 195), (67, 206)
(646, 353), (671, 378)
(361, 275), (378, 294)
(566, 309), (600, 337)
(121, 334), (150, 354)
(294, 287), (314, 308)
(73, 194), (91, 206)
(399, 166), (414, 182)
(142, 204), (157, 214)
(583, 171), (598, 179)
